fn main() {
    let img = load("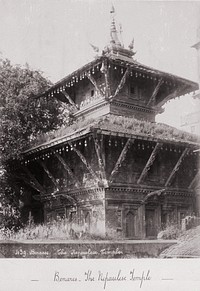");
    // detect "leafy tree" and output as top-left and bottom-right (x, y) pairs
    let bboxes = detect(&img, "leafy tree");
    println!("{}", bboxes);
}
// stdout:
(0, 58), (65, 229)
